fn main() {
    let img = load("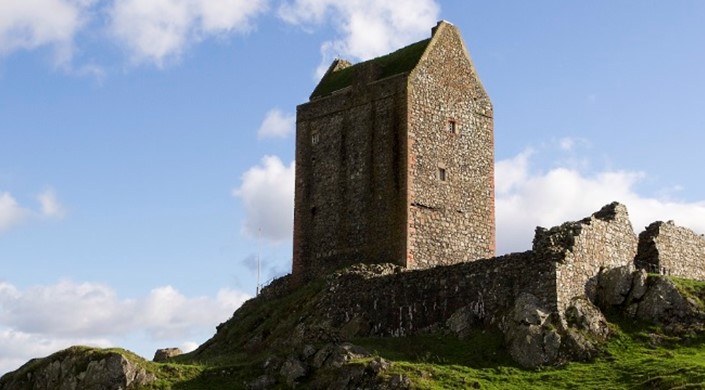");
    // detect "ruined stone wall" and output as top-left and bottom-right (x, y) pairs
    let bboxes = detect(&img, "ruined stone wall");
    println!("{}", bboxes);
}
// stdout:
(322, 253), (556, 337)
(293, 73), (409, 281)
(406, 22), (495, 269)
(635, 221), (705, 281)
(533, 203), (638, 311)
